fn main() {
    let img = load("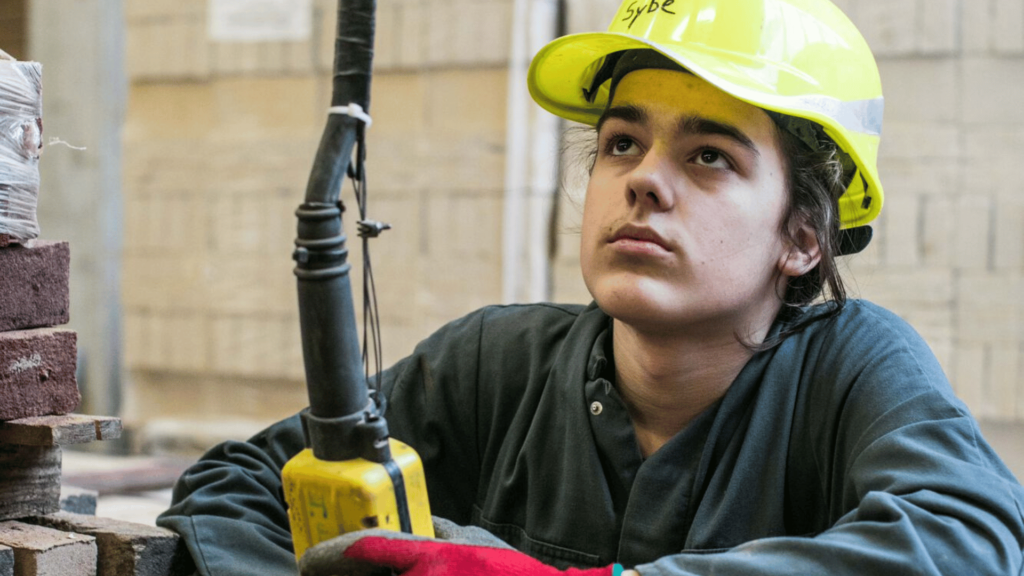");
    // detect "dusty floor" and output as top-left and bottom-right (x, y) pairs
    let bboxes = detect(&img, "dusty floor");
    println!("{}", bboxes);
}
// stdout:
(61, 451), (184, 526)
